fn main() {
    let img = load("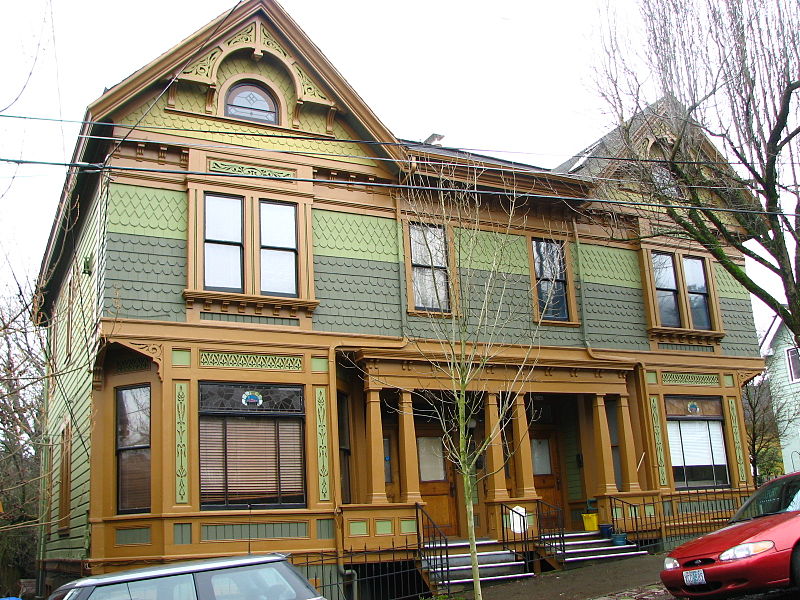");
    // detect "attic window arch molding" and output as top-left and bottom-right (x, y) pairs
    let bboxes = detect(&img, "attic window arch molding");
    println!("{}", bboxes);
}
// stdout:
(218, 75), (286, 127)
